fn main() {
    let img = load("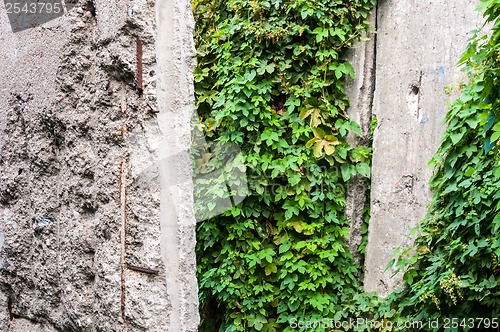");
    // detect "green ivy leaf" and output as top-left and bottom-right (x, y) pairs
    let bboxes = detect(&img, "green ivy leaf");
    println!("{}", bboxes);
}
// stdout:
(490, 122), (500, 142)
(356, 162), (371, 178)
(464, 168), (475, 177)
(493, 213), (500, 233)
